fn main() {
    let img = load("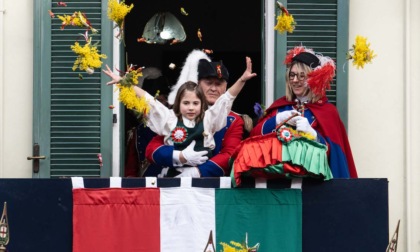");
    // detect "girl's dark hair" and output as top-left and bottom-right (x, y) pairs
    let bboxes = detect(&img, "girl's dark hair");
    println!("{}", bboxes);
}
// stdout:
(172, 81), (208, 123)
